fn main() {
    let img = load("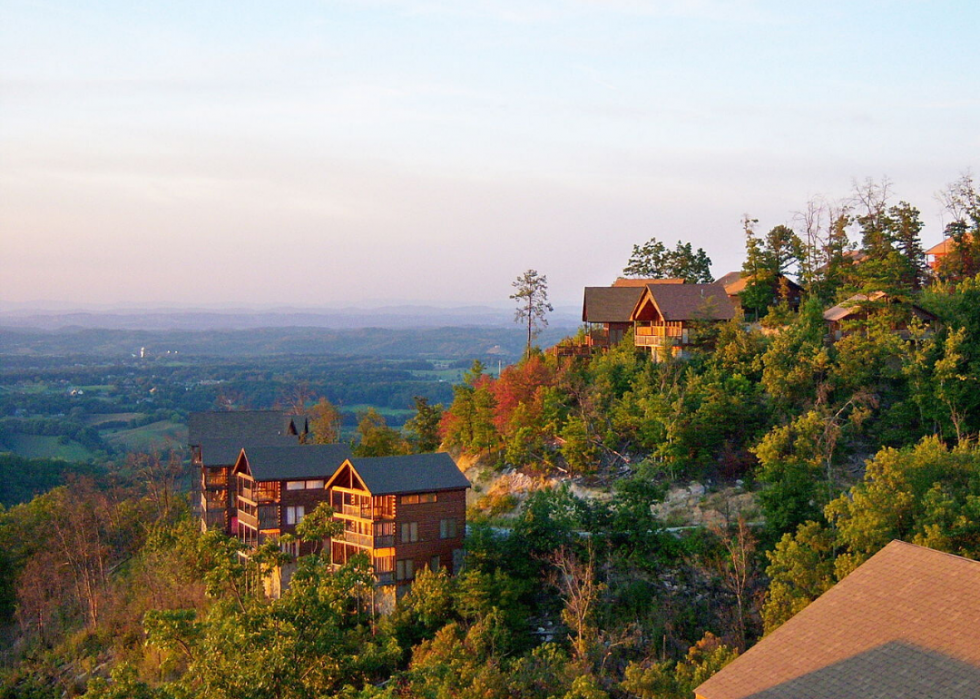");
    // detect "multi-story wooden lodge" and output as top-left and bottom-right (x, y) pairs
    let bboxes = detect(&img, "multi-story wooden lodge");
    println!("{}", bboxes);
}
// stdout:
(232, 444), (354, 554)
(325, 453), (470, 588)
(189, 410), (308, 534)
